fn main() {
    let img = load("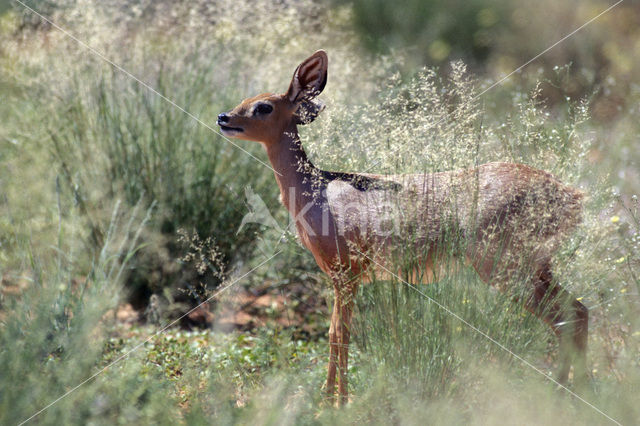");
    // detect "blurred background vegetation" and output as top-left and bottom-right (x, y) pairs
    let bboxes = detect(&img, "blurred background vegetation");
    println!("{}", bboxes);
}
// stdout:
(0, 0), (639, 424)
